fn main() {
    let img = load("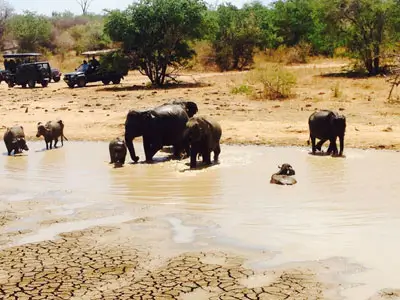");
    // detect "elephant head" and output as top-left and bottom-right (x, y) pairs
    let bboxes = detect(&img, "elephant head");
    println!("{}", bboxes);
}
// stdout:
(331, 113), (346, 156)
(124, 109), (154, 162)
(276, 164), (295, 176)
(183, 118), (203, 144)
